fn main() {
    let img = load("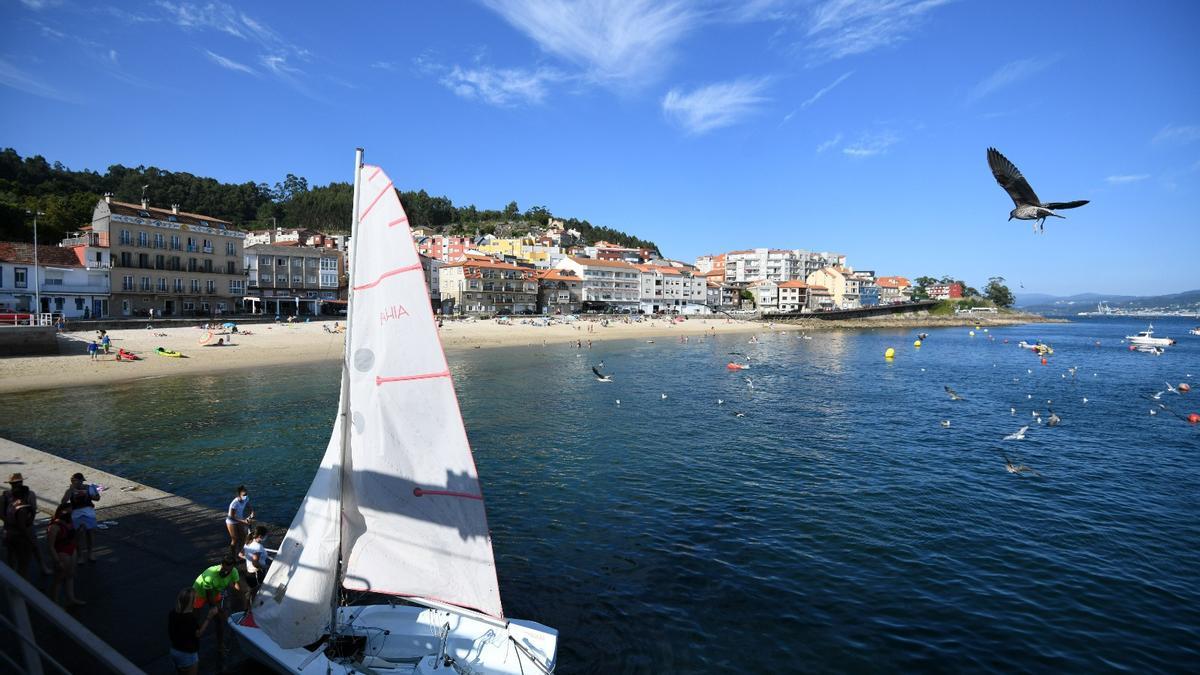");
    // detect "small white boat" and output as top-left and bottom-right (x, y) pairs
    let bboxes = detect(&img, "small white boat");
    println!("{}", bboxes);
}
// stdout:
(229, 150), (557, 674)
(1190, 327), (1200, 336)
(1125, 324), (1175, 347)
